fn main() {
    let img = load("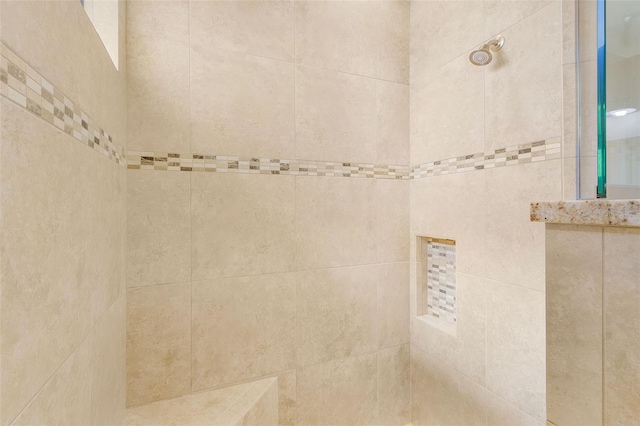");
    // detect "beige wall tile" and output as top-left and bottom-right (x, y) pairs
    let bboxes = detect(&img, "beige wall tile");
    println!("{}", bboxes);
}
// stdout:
(377, 80), (409, 166)
(295, 1), (378, 77)
(410, 345), (487, 426)
(485, 392), (544, 426)
(127, 32), (190, 153)
(126, 283), (191, 407)
(486, 280), (546, 422)
(485, 160), (562, 291)
(296, 353), (377, 426)
(411, 55), (484, 164)
(0, 100), (124, 425)
(127, 170), (191, 288)
(410, 1), (484, 81)
(578, 0), (597, 63)
(578, 60), (598, 158)
(295, 176), (376, 270)
(546, 224), (603, 426)
(376, 179), (409, 263)
(377, 344), (410, 426)
(295, 66), (377, 163)
(484, 3), (562, 151)
(191, 274), (296, 391)
(275, 370), (296, 426)
(296, 266), (378, 367)
(378, 263), (410, 349)
(562, 62), (578, 160)
(603, 227), (640, 425)
(191, 173), (295, 281)
(411, 273), (487, 387)
(378, 0), (409, 84)
(190, 45), (295, 158)
(411, 170), (487, 277)
(240, 379), (279, 426)
(484, 0), (553, 38)
(190, 0), (294, 62)
(127, 0), (189, 43)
